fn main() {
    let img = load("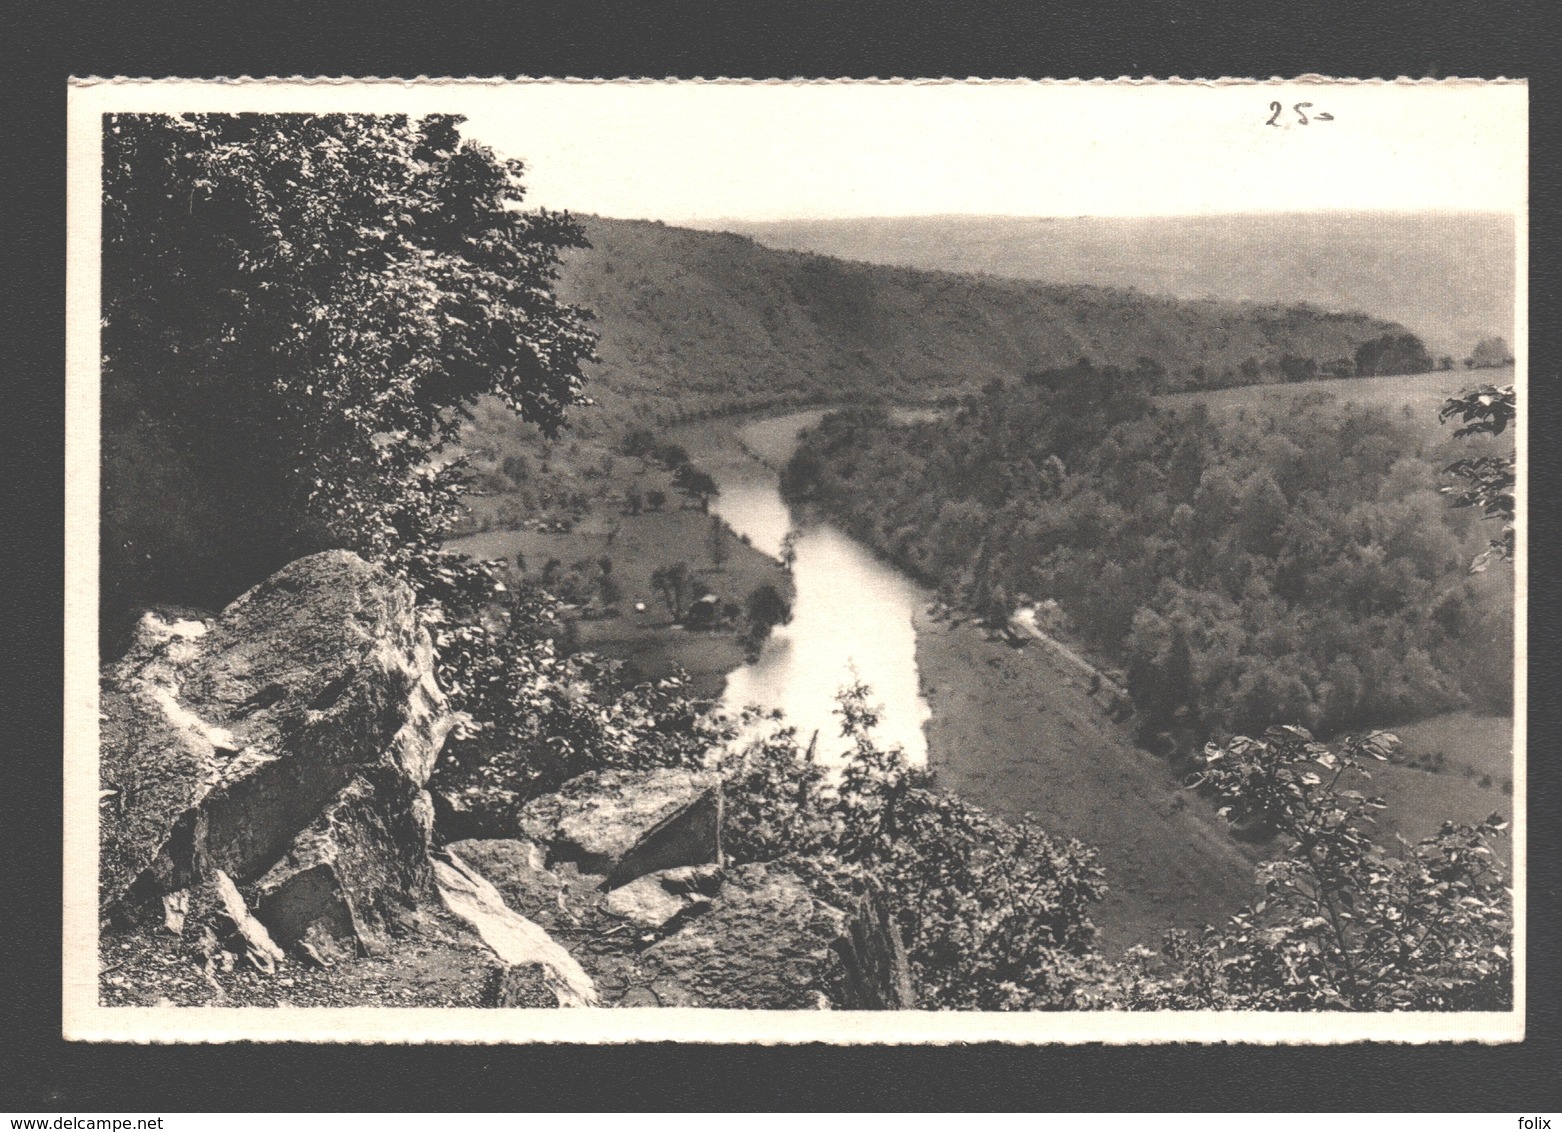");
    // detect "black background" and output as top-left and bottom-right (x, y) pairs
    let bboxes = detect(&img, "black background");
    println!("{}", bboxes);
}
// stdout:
(5, 0), (1559, 1113)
